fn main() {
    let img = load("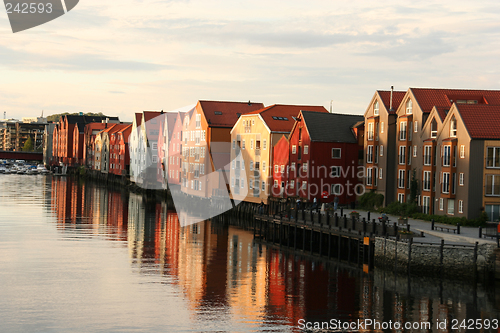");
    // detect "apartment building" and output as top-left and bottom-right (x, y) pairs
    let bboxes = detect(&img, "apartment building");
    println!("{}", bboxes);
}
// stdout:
(366, 87), (500, 220)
